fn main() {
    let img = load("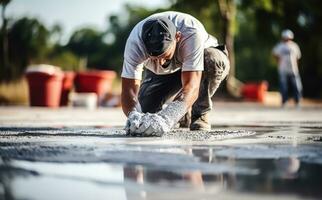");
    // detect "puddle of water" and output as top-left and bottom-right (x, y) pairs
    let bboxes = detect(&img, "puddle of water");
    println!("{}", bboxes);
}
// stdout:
(1, 144), (322, 200)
